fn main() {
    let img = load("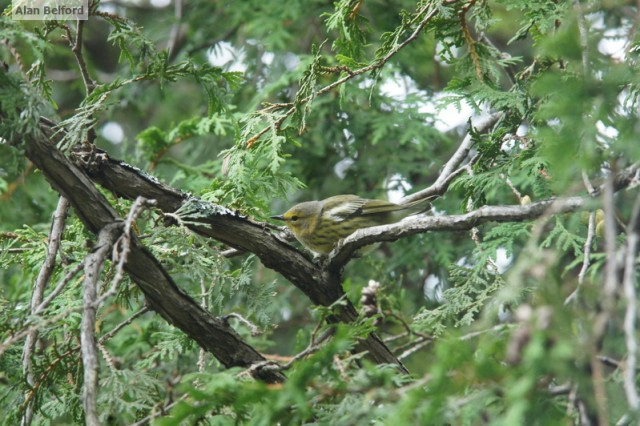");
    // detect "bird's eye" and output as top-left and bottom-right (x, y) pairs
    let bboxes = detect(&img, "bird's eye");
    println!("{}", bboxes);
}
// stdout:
(290, 215), (299, 222)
